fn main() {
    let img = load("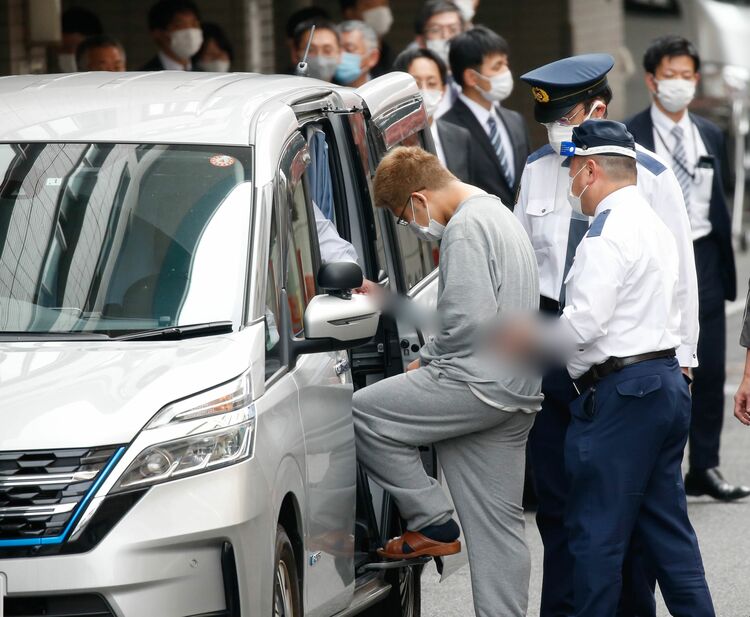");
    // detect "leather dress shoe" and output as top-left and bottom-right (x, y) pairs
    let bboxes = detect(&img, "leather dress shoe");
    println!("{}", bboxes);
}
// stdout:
(684, 468), (750, 502)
